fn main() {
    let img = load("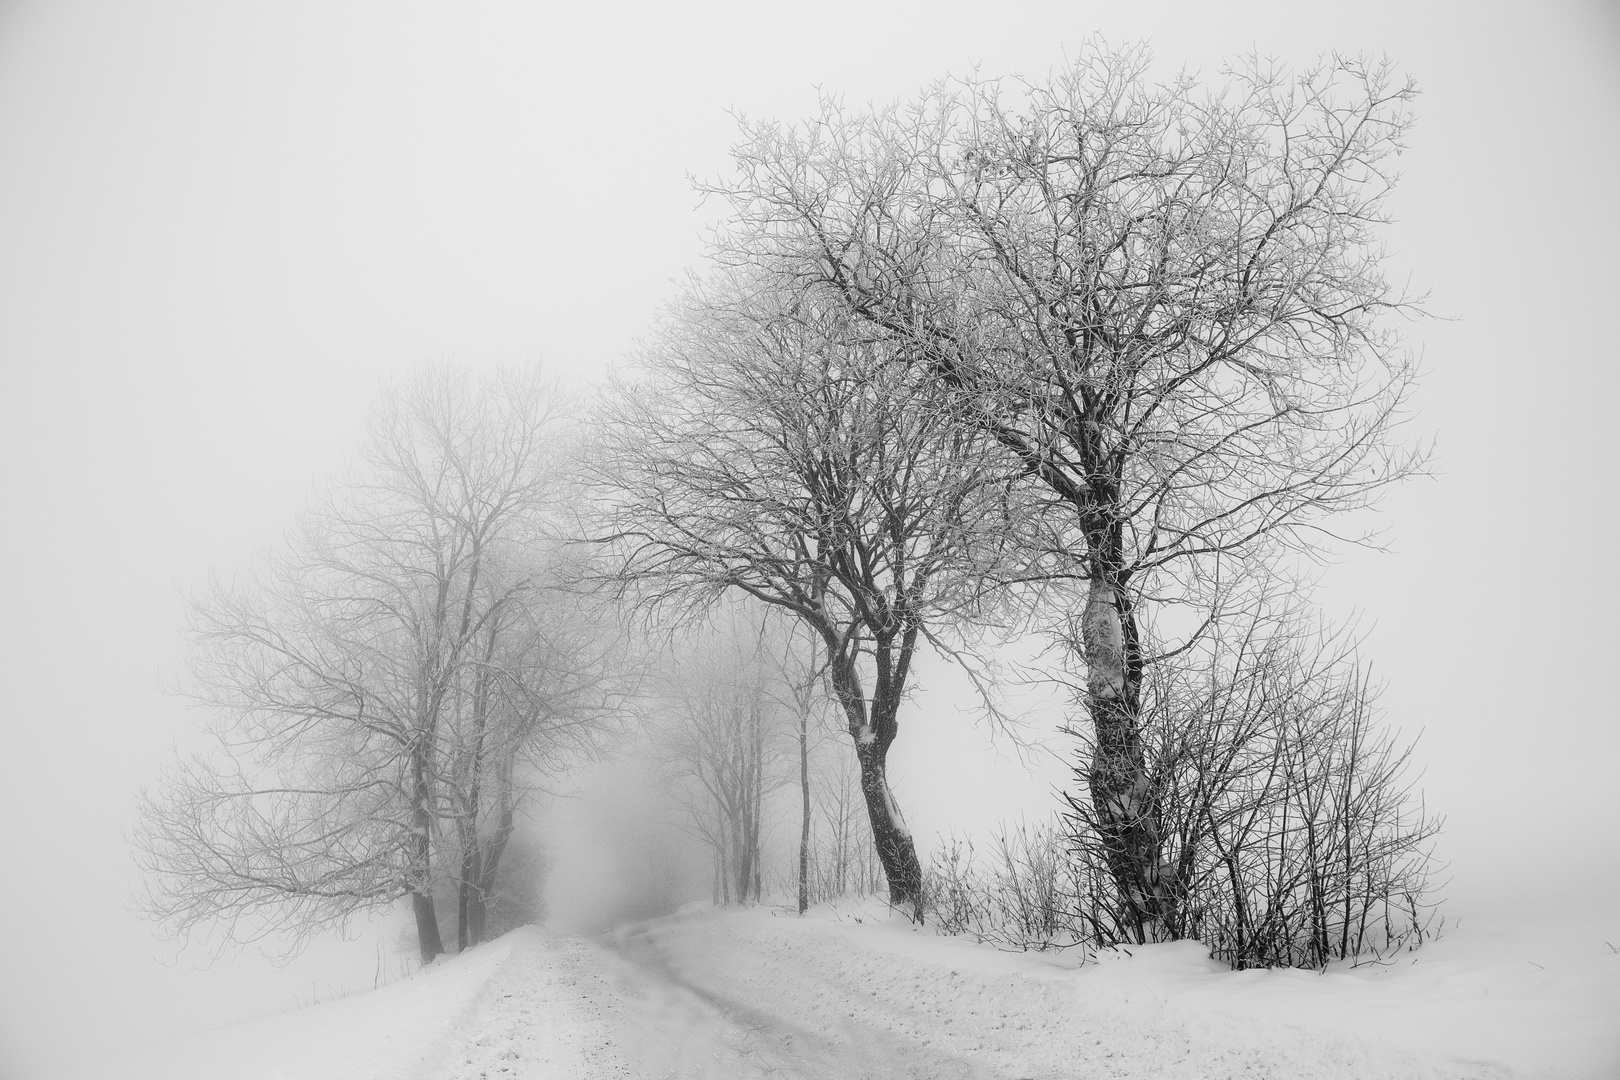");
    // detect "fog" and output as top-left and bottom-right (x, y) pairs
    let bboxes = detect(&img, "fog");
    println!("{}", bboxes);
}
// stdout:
(541, 759), (710, 936)
(2, 0), (1617, 1076)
